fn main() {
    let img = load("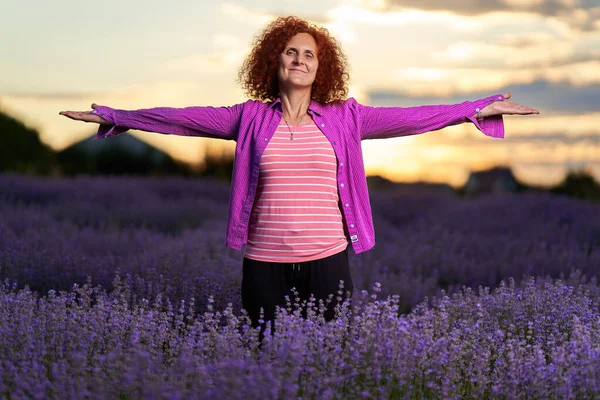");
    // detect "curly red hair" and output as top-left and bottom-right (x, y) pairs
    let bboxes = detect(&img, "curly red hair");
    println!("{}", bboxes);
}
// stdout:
(237, 16), (349, 104)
